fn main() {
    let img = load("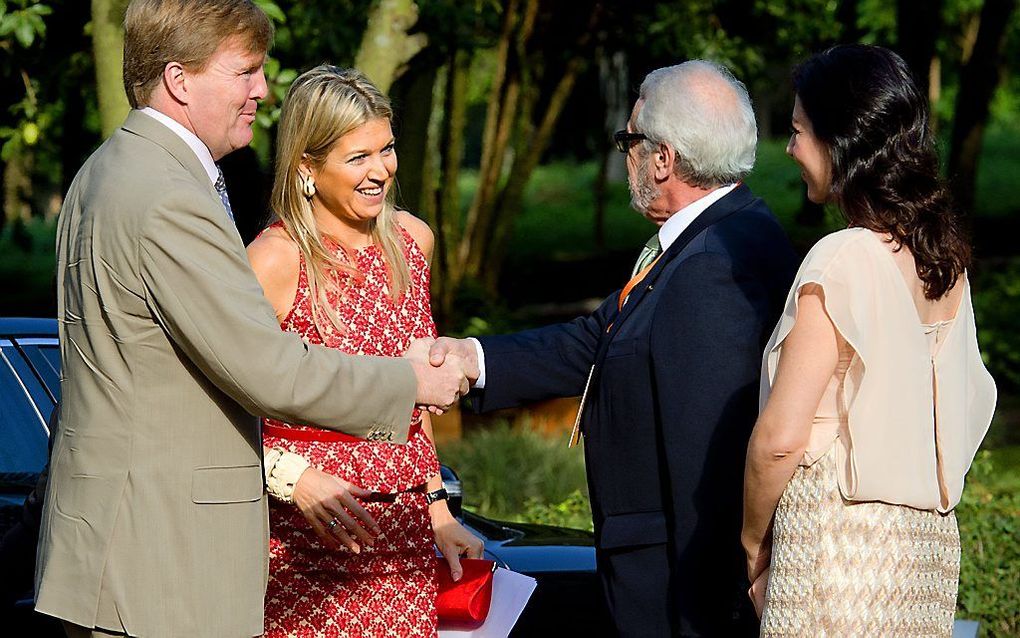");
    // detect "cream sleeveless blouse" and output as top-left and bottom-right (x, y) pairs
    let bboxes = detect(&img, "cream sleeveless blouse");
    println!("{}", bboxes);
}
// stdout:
(760, 228), (996, 512)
